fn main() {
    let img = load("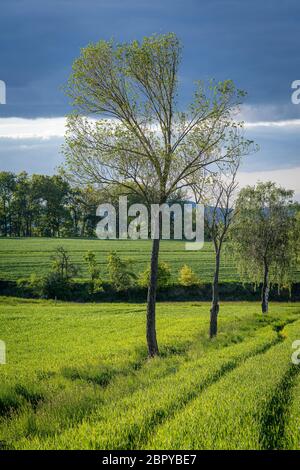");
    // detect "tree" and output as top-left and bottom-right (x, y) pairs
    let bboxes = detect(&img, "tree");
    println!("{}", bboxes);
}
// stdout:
(31, 175), (70, 237)
(107, 252), (136, 291)
(230, 182), (299, 314)
(51, 246), (78, 280)
(64, 33), (252, 356)
(11, 172), (36, 237)
(139, 261), (172, 289)
(64, 185), (103, 237)
(178, 264), (200, 286)
(84, 251), (103, 293)
(192, 164), (239, 337)
(29, 247), (79, 300)
(0, 171), (16, 236)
